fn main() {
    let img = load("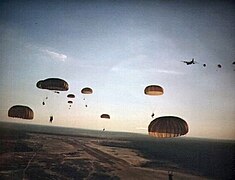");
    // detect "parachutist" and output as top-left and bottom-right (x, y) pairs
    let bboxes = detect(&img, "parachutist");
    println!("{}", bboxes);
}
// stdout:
(42, 102), (45, 105)
(168, 171), (173, 180)
(151, 113), (155, 118)
(85, 105), (88, 107)
(68, 101), (73, 107)
(49, 116), (53, 123)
